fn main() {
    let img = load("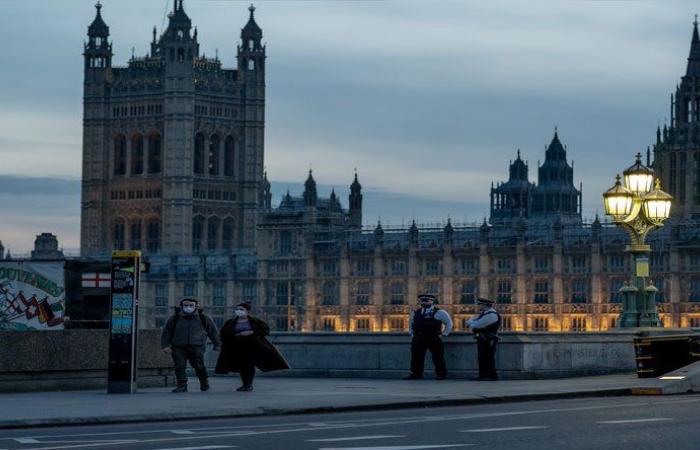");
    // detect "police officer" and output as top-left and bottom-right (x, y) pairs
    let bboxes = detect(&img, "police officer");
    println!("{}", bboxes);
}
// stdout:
(404, 293), (453, 380)
(467, 298), (501, 381)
